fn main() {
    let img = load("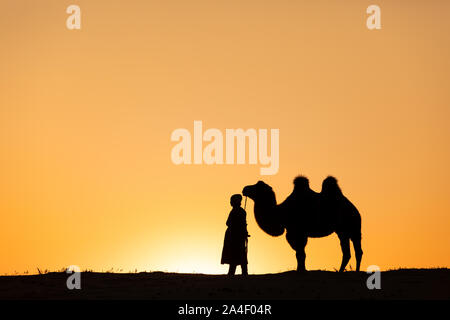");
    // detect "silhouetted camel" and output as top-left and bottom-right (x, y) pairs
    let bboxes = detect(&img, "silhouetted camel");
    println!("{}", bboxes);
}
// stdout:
(242, 176), (363, 272)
